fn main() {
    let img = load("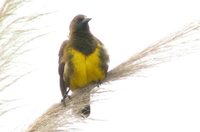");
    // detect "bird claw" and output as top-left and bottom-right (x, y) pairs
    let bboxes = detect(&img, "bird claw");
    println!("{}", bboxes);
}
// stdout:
(97, 80), (102, 88)
(61, 89), (71, 106)
(61, 98), (66, 106)
(61, 95), (71, 107)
